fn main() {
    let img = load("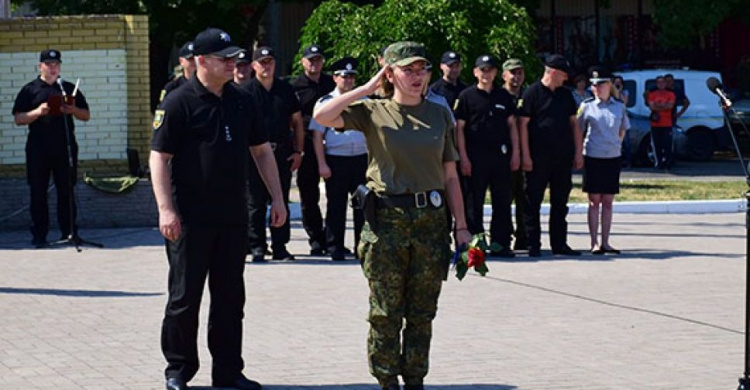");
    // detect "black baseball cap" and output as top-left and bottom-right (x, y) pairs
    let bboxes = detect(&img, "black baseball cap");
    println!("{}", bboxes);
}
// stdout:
(192, 28), (242, 58)
(441, 51), (461, 65)
(331, 57), (358, 76)
(40, 49), (62, 63)
(475, 54), (498, 69)
(178, 41), (194, 59)
(544, 54), (570, 73)
(236, 49), (251, 64)
(302, 44), (324, 59)
(588, 66), (613, 84)
(252, 46), (275, 62)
